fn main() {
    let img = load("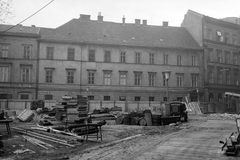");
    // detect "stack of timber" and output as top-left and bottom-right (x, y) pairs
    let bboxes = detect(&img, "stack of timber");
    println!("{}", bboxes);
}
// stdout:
(41, 95), (89, 124)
